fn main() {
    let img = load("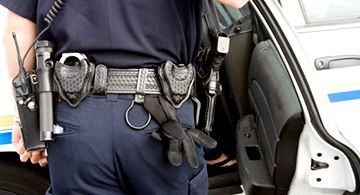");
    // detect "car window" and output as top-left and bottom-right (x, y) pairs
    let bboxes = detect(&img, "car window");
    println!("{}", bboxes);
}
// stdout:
(299, 0), (360, 24)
